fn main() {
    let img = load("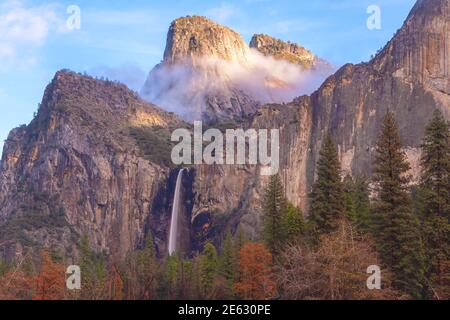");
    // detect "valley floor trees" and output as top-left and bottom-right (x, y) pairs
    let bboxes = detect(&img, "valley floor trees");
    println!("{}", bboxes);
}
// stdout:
(419, 110), (450, 299)
(1, 112), (449, 301)
(371, 112), (425, 298)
